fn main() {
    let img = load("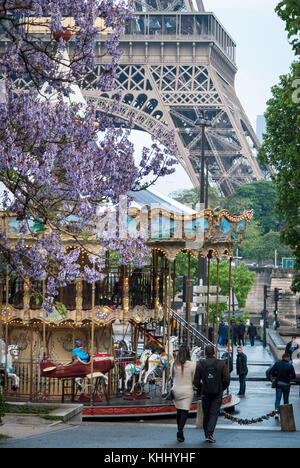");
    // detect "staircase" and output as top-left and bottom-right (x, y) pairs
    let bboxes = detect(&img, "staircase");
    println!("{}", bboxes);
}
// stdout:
(128, 308), (216, 356)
